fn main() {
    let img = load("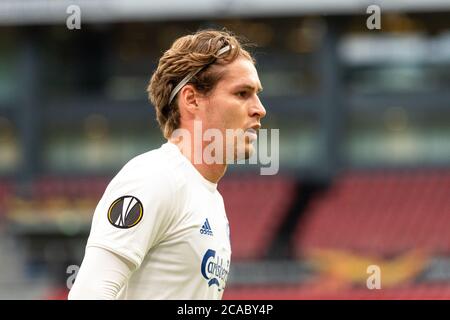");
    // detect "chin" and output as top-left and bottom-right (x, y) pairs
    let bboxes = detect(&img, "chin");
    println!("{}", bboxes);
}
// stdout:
(225, 136), (256, 163)
(244, 143), (255, 159)
(235, 142), (254, 161)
